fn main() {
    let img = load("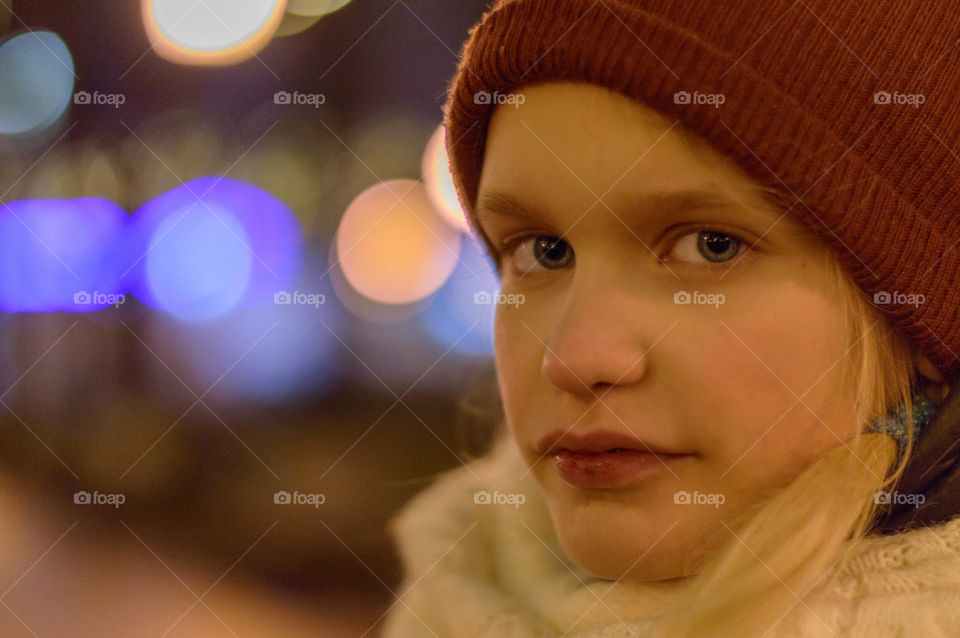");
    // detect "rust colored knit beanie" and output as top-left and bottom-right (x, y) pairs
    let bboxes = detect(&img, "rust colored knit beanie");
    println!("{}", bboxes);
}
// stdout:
(444, 0), (960, 379)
